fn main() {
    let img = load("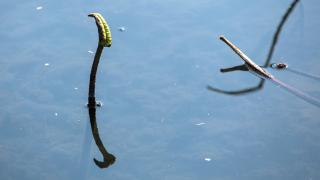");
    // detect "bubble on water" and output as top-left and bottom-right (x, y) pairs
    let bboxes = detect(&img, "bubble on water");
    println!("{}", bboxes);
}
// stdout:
(36, 6), (43, 10)
(118, 27), (126, 32)
(44, 63), (50, 66)
(88, 50), (94, 54)
(204, 158), (211, 162)
(207, 113), (211, 116)
(74, 87), (78, 90)
(96, 101), (103, 107)
(54, 113), (58, 116)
